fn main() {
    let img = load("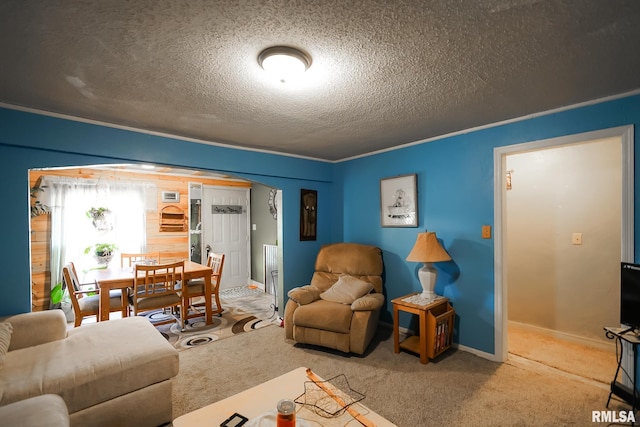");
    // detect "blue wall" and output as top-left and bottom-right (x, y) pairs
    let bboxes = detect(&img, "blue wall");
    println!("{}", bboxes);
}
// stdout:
(2, 93), (640, 359)
(0, 107), (338, 316)
(338, 94), (640, 355)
